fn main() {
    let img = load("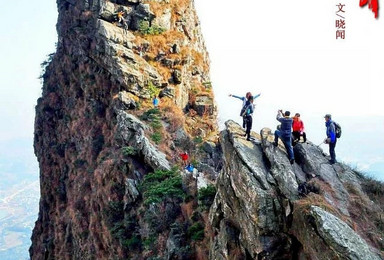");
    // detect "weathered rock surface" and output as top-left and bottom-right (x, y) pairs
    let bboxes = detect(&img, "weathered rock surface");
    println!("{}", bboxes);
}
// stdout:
(209, 121), (383, 259)
(309, 206), (380, 260)
(116, 111), (171, 170)
(31, 0), (217, 259)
